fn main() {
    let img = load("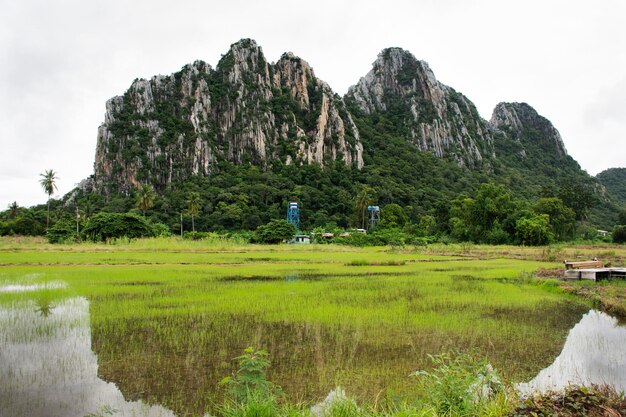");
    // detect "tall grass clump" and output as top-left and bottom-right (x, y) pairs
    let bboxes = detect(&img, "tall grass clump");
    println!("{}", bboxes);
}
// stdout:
(411, 352), (507, 416)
